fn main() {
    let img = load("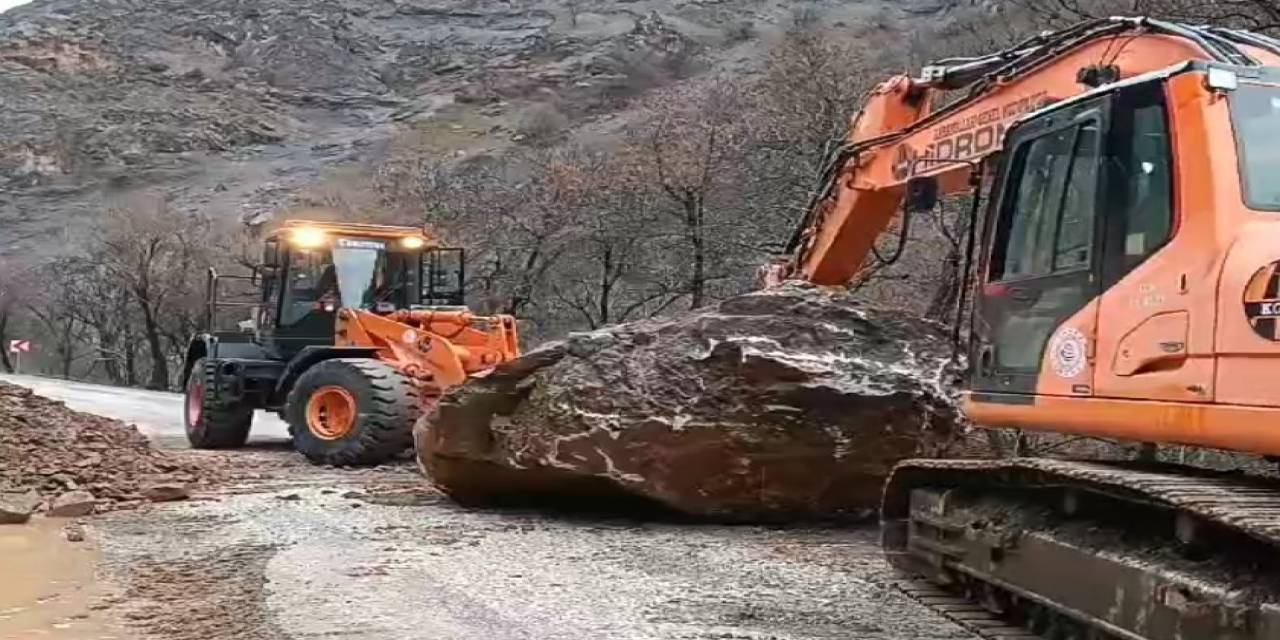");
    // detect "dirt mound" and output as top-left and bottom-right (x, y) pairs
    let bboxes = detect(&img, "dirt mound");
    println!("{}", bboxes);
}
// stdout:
(415, 282), (963, 522)
(0, 382), (209, 513)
